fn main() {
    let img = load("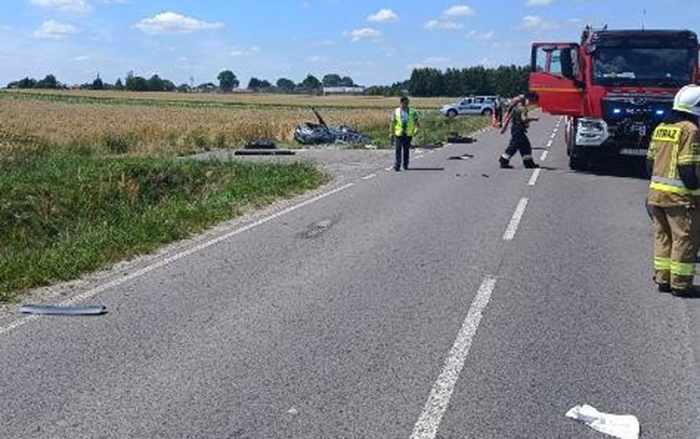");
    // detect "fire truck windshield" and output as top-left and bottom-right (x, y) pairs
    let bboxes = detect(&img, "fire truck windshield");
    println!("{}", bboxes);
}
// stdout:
(593, 47), (695, 87)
